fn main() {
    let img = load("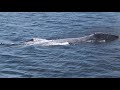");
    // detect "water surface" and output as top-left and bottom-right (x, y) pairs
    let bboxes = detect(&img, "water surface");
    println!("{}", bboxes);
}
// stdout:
(0, 12), (120, 78)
